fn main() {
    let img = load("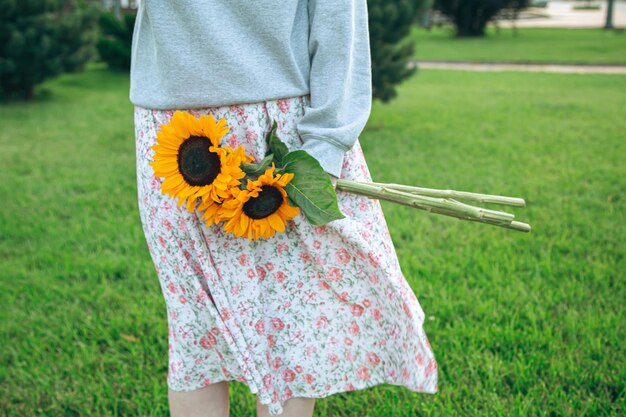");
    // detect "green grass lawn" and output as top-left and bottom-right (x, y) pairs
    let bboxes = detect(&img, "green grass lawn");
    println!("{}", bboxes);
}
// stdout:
(1, 65), (624, 416)
(411, 27), (626, 65)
